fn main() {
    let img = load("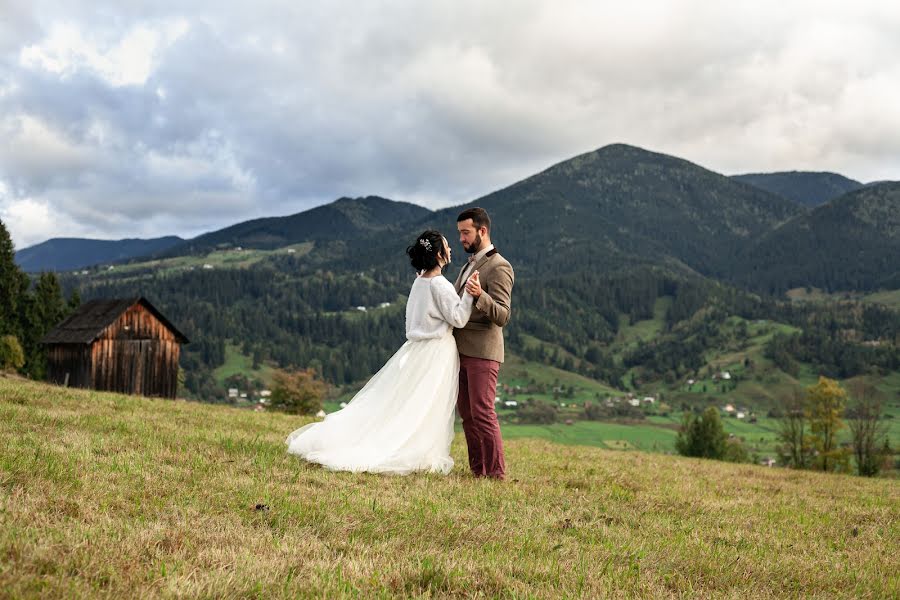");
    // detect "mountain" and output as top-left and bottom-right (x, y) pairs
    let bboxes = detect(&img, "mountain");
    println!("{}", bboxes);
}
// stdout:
(405, 144), (804, 279)
(15, 236), (184, 273)
(159, 195), (433, 257)
(731, 171), (863, 208)
(59, 144), (900, 402)
(735, 182), (900, 293)
(865, 180), (899, 188)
